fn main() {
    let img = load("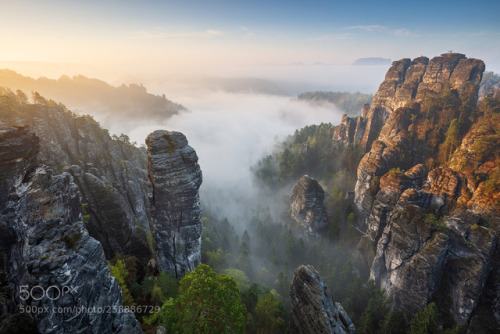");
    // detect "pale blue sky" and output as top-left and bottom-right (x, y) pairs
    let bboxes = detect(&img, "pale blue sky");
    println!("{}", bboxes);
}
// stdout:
(1, 0), (499, 77)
